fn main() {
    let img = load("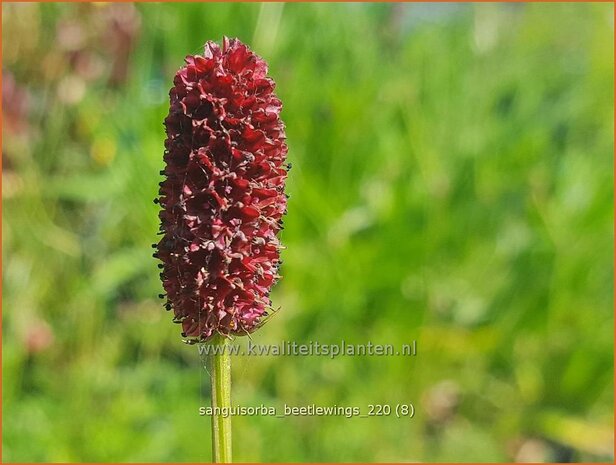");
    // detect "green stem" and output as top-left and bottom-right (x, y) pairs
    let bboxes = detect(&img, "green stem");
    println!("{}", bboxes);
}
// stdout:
(210, 335), (232, 463)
